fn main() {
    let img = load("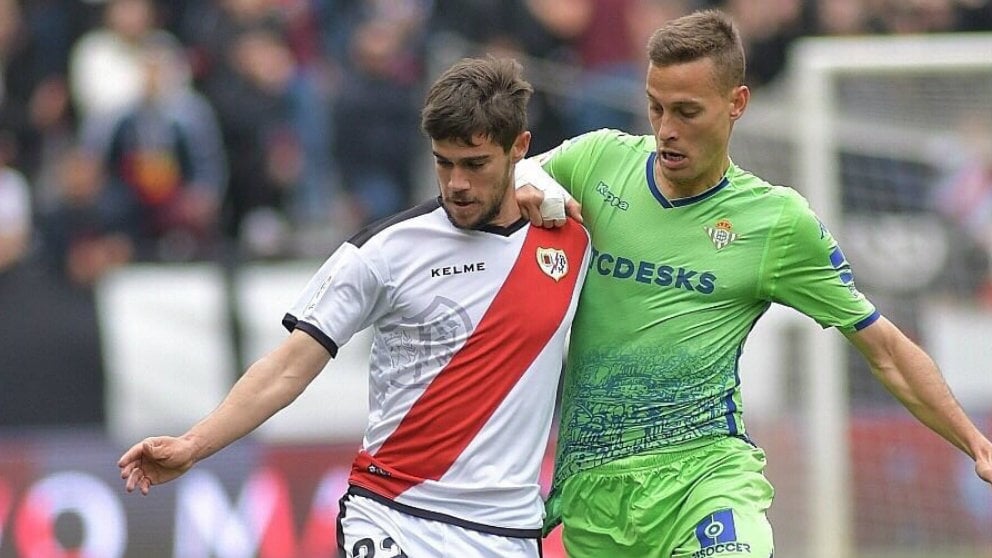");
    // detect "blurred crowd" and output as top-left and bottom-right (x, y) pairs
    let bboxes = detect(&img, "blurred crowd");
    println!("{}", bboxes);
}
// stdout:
(0, 0), (990, 289)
